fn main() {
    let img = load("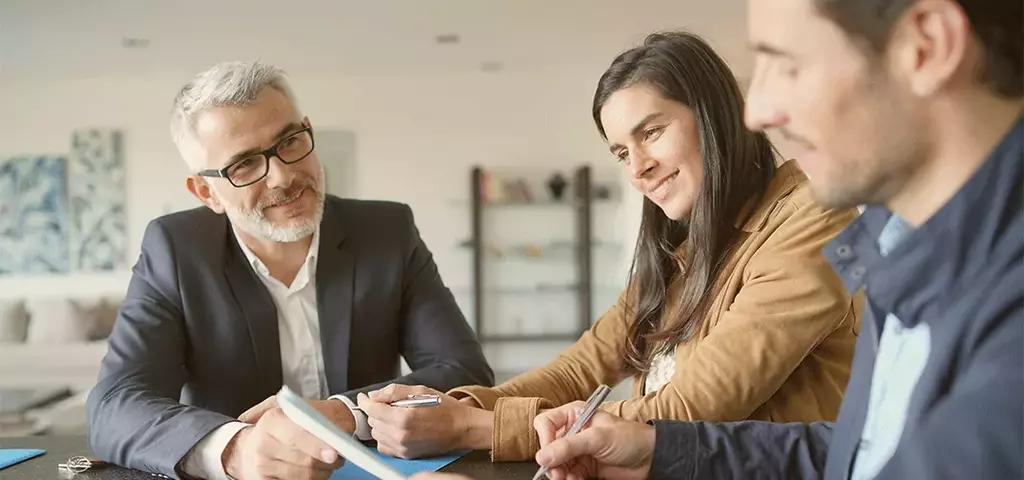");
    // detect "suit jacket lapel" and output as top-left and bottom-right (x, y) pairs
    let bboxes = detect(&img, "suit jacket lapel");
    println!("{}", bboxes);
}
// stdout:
(222, 219), (282, 396)
(316, 200), (354, 394)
